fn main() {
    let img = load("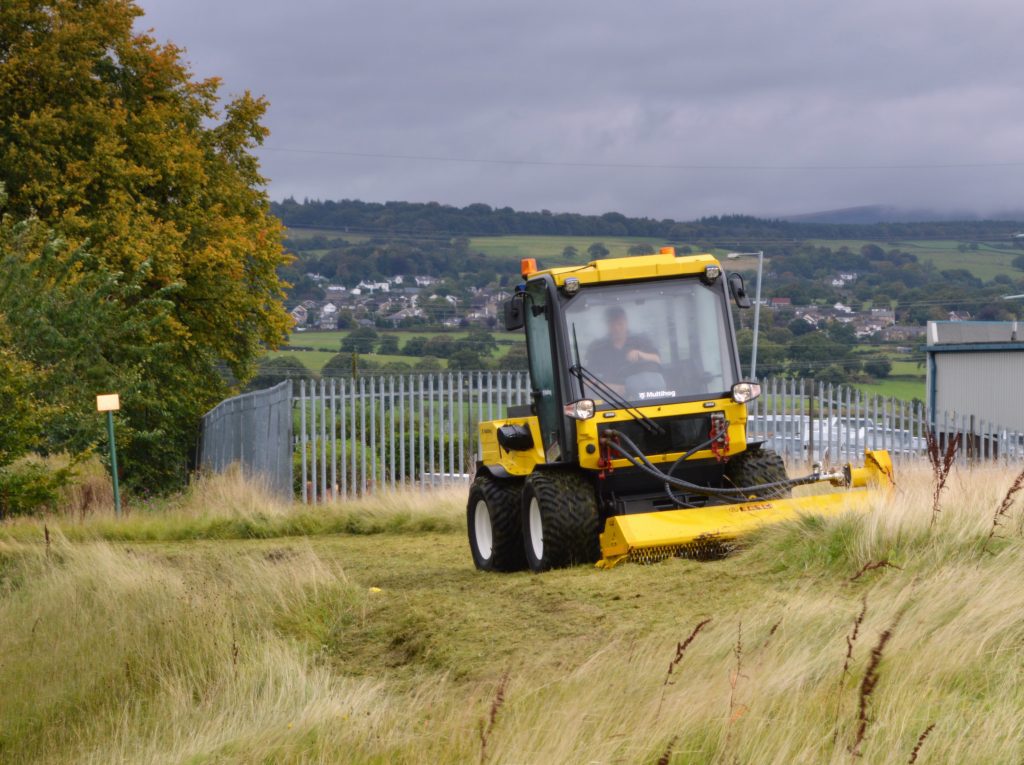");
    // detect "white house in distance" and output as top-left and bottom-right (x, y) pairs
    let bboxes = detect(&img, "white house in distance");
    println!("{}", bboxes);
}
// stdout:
(357, 280), (390, 294)
(926, 320), (1024, 439)
(318, 302), (339, 330)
